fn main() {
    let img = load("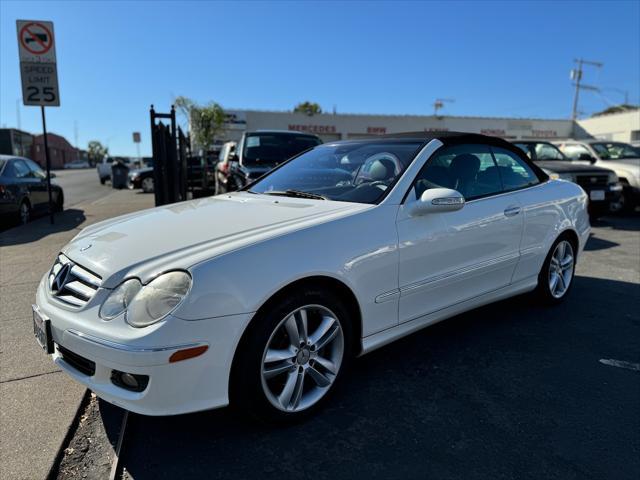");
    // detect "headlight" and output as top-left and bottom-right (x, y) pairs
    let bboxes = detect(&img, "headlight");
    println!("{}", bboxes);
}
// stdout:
(99, 279), (142, 319)
(99, 271), (191, 328)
